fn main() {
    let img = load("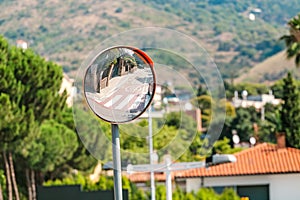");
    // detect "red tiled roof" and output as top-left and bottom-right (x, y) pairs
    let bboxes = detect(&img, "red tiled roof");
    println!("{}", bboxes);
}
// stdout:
(127, 172), (172, 183)
(176, 143), (300, 178)
(127, 143), (300, 182)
